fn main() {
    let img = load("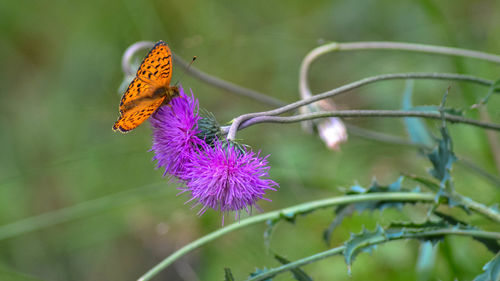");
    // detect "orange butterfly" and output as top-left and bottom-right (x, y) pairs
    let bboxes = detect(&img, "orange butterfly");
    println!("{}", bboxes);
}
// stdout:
(113, 41), (179, 133)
